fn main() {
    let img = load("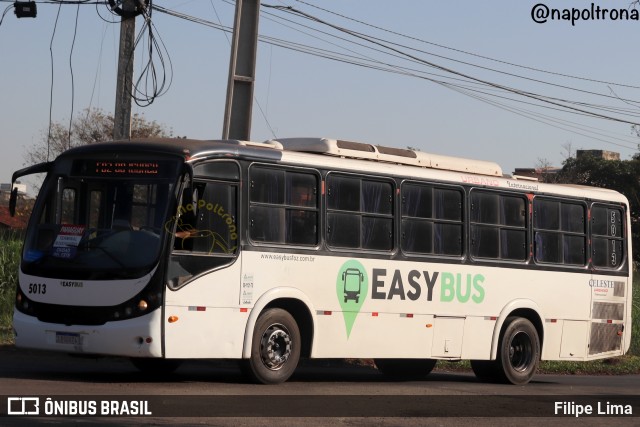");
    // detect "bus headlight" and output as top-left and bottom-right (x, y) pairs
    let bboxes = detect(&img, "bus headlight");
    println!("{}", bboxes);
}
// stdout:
(109, 291), (161, 321)
(15, 289), (34, 315)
